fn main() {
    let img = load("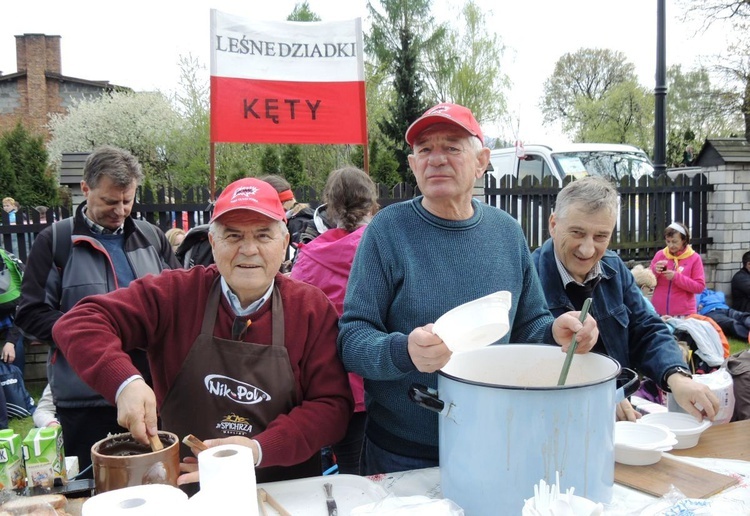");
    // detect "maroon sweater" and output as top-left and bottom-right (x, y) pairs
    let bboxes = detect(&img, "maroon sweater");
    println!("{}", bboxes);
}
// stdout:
(52, 266), (353, 468)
